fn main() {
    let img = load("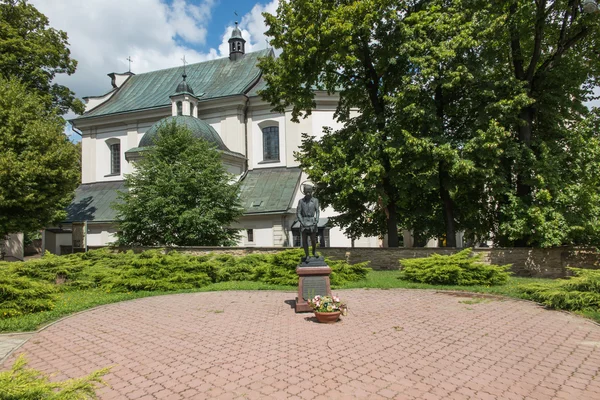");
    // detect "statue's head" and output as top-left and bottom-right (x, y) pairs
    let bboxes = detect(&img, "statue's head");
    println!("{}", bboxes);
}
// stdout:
(303, 184), (314, 197)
